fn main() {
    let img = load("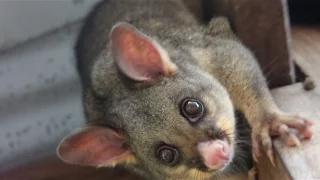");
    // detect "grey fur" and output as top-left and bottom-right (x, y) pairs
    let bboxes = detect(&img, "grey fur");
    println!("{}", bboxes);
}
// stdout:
(72, 0), (274, 179)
